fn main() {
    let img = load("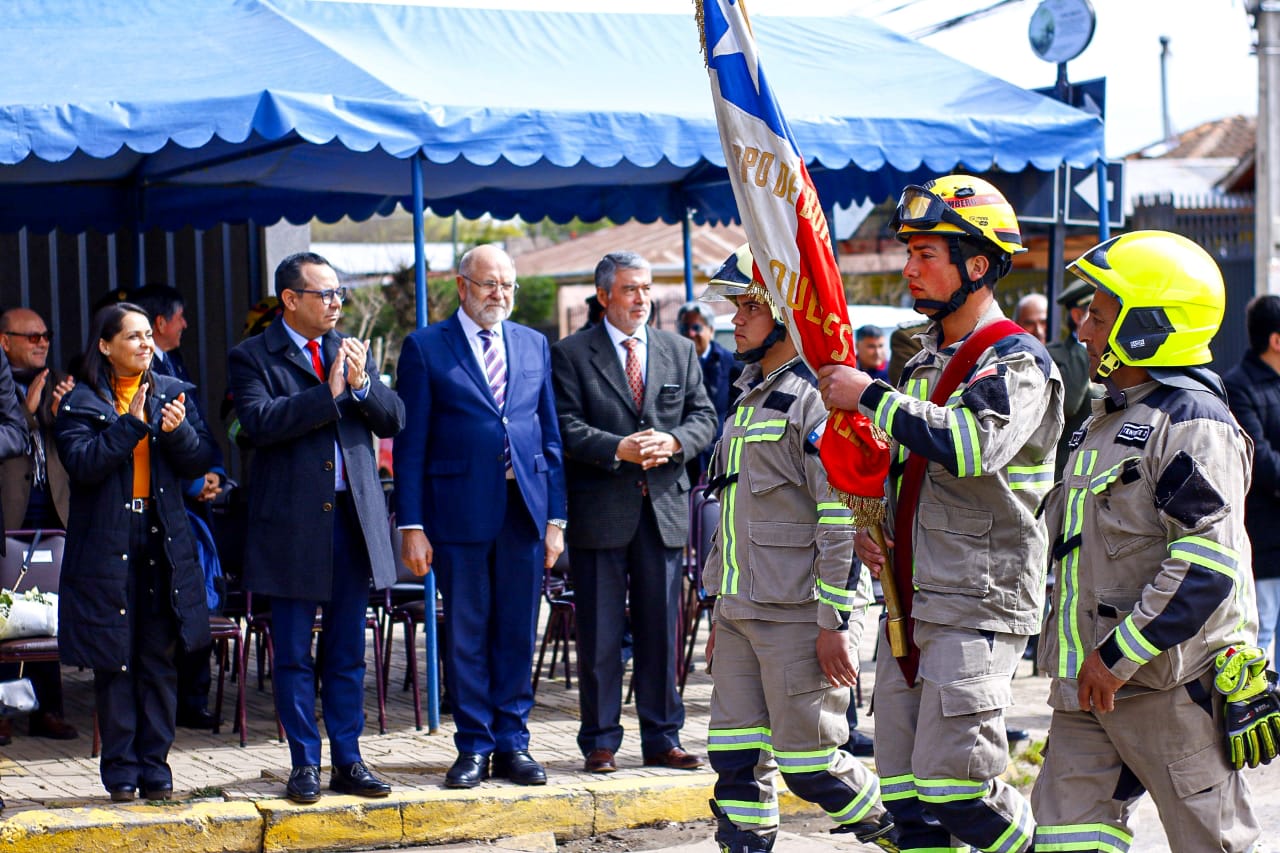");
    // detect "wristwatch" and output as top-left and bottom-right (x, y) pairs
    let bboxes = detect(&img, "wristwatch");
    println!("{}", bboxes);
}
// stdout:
(548, 518), (568, 530)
